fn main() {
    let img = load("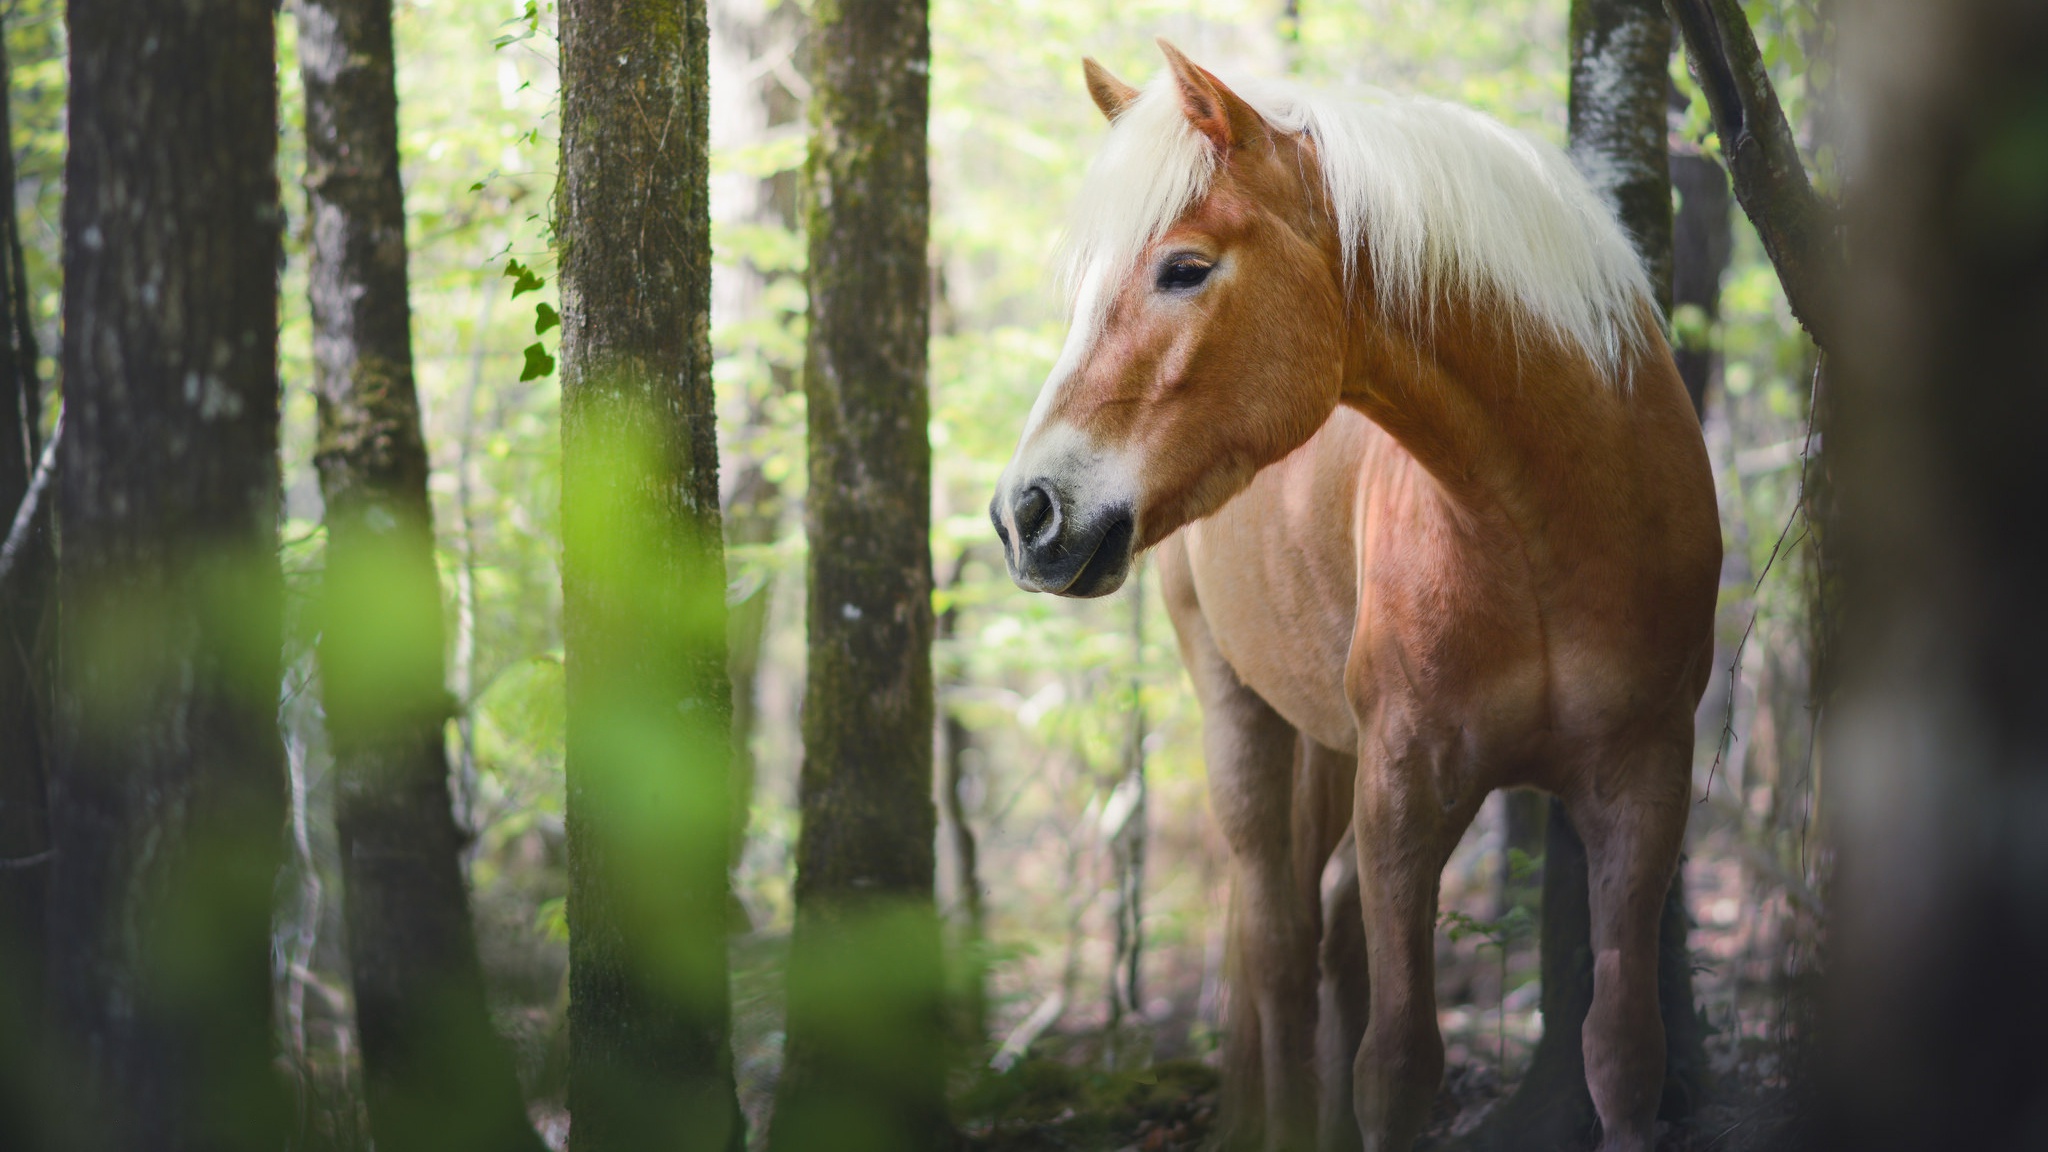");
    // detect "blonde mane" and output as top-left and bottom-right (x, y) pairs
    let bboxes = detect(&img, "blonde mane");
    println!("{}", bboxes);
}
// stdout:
(1058, 72), (1656, 379)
